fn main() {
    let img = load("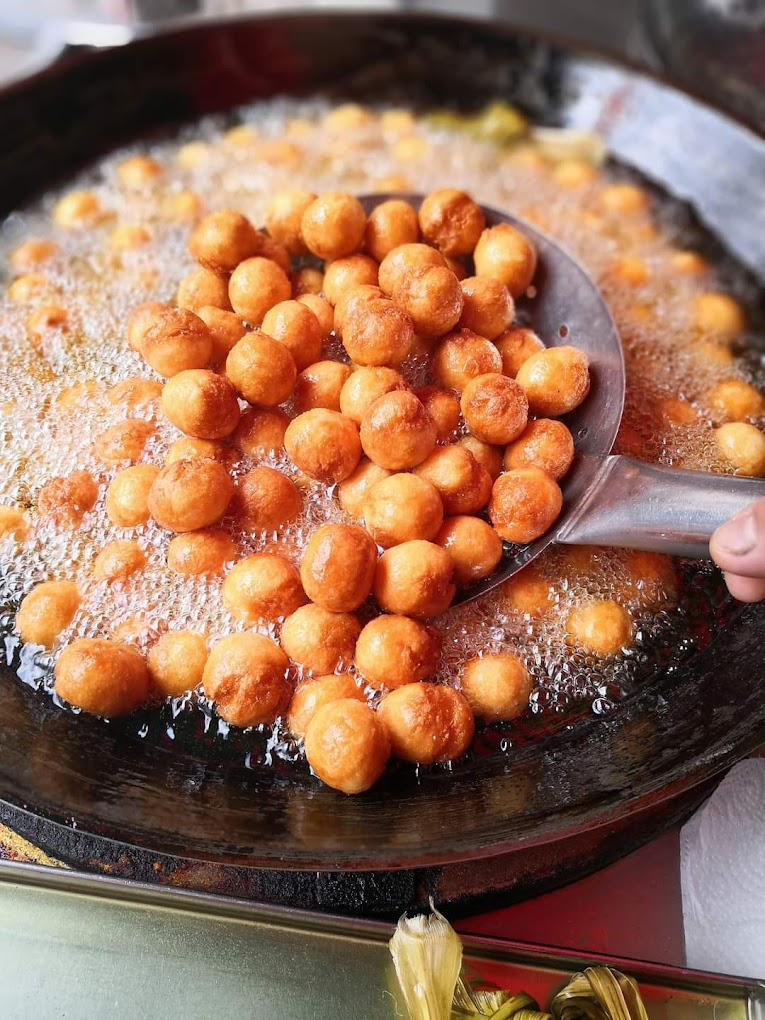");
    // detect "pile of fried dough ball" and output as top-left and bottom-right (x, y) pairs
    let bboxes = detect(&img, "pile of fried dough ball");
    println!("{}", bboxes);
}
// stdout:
(15, 187), (599, 794)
